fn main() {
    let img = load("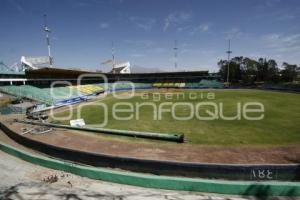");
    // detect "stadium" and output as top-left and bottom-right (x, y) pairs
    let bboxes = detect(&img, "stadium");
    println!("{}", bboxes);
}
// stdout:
(1, 59), (300, 196)
(0, 1), (300, 198)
